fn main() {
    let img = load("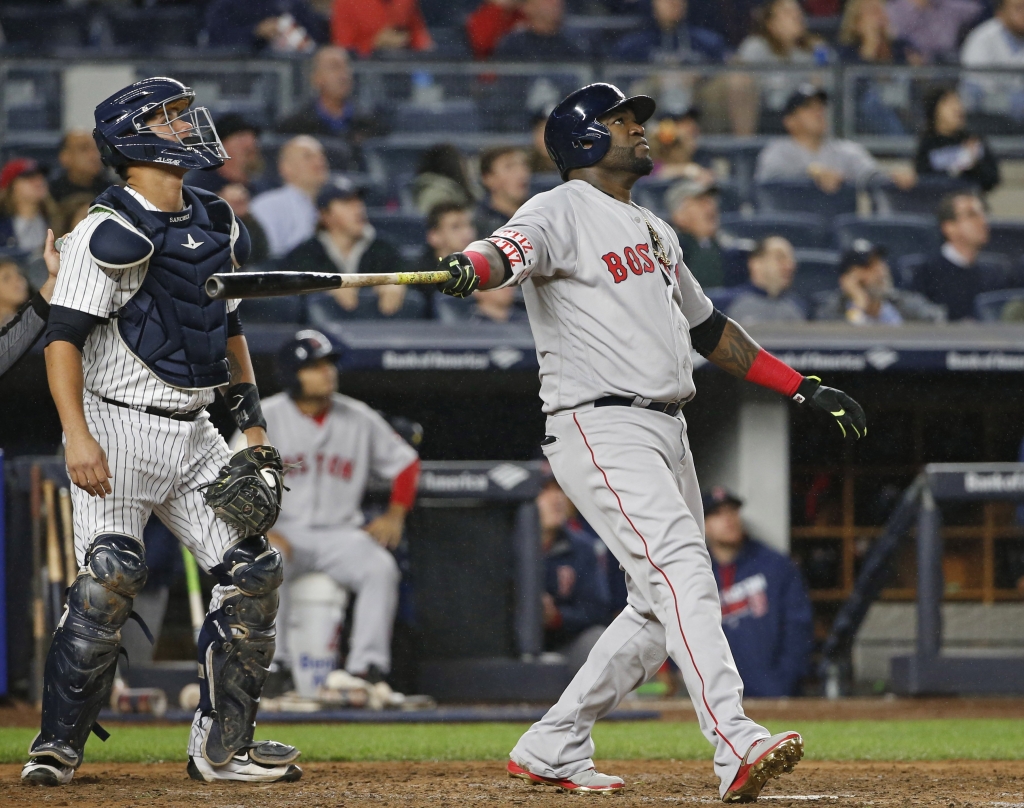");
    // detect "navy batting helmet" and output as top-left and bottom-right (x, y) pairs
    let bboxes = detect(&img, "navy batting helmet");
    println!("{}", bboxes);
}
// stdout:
(277, 329), (341, 396)
(93, 77), (228, 172)
(544, 83), (656, 181)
